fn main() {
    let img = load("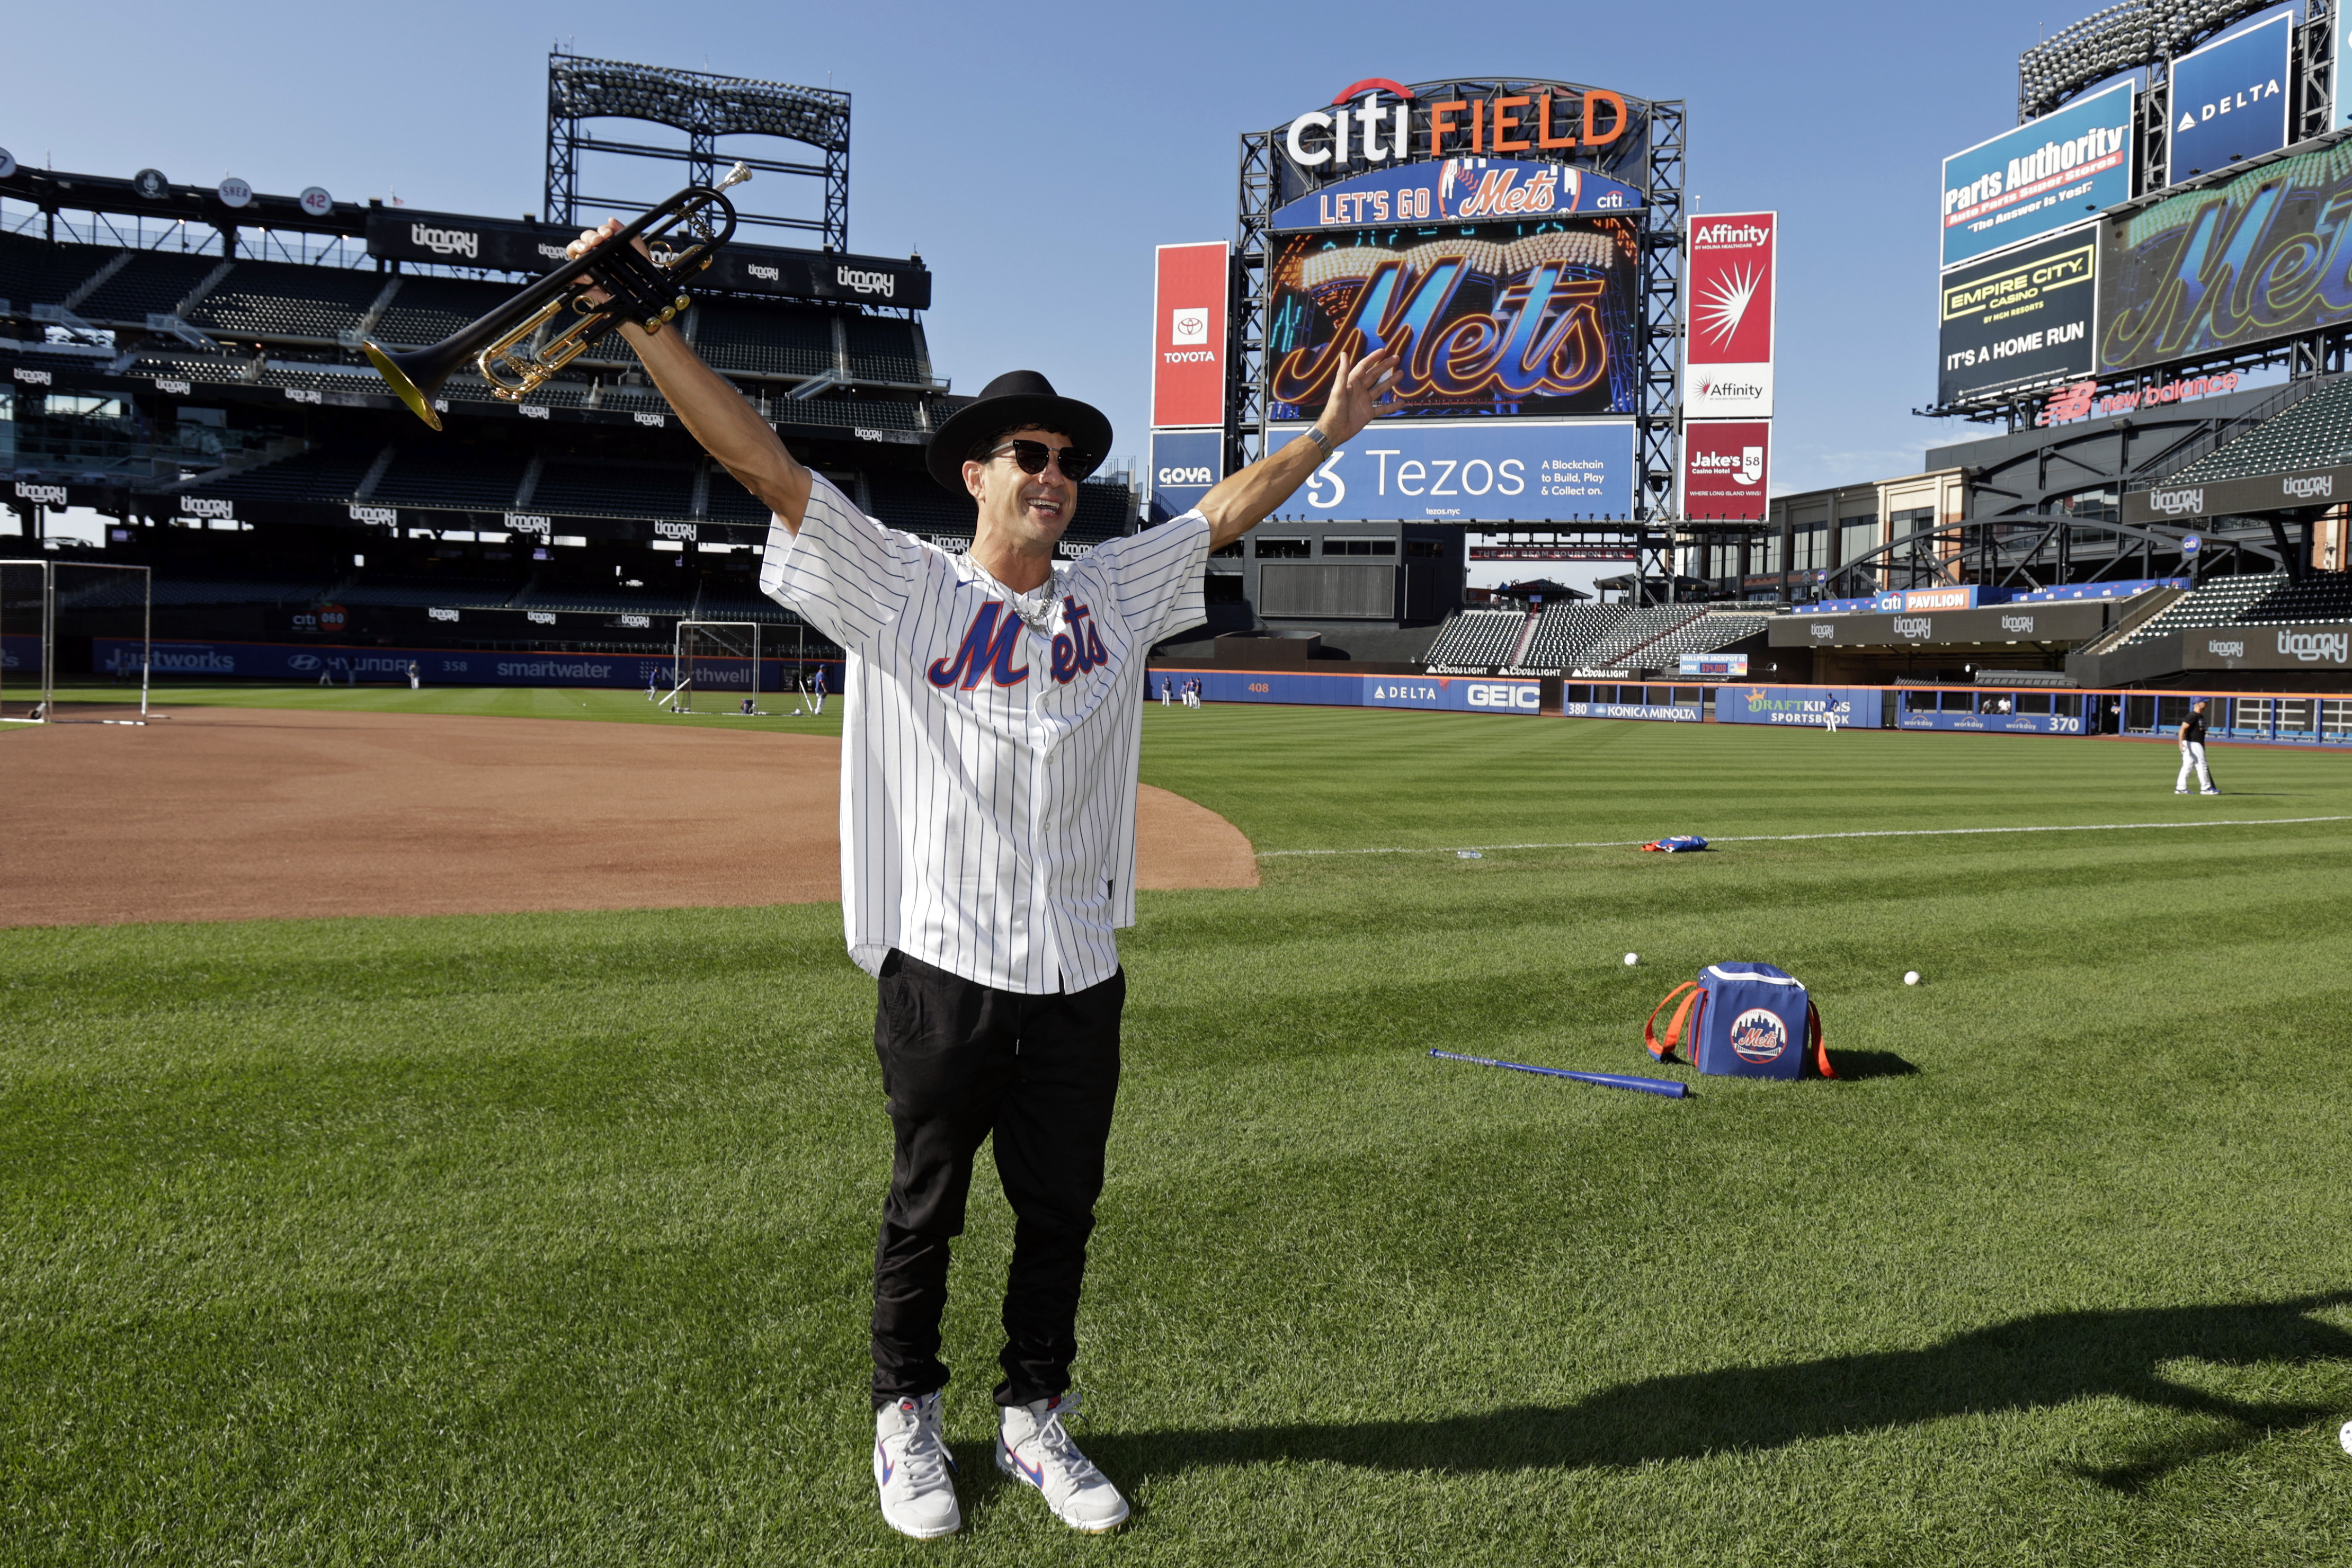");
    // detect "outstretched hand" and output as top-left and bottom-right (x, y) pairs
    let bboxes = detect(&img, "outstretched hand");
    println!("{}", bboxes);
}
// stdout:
(565, 218), (651, 307)
(1315, 340), (1404, 444)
